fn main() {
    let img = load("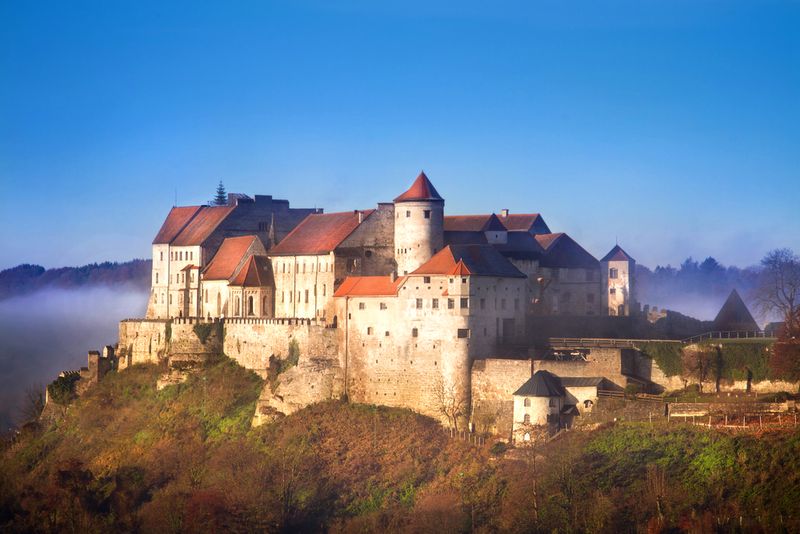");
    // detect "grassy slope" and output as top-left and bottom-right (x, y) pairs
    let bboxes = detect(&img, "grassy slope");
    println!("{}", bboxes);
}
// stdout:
(2, 356), (799, 533)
